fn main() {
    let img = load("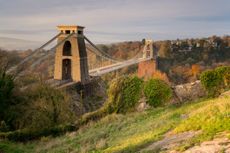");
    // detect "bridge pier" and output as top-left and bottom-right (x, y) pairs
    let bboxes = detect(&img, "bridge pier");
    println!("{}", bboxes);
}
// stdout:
(54, 25), (89, 84)
(138, 39), (157, 79)
(138, 59), (157, 80)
